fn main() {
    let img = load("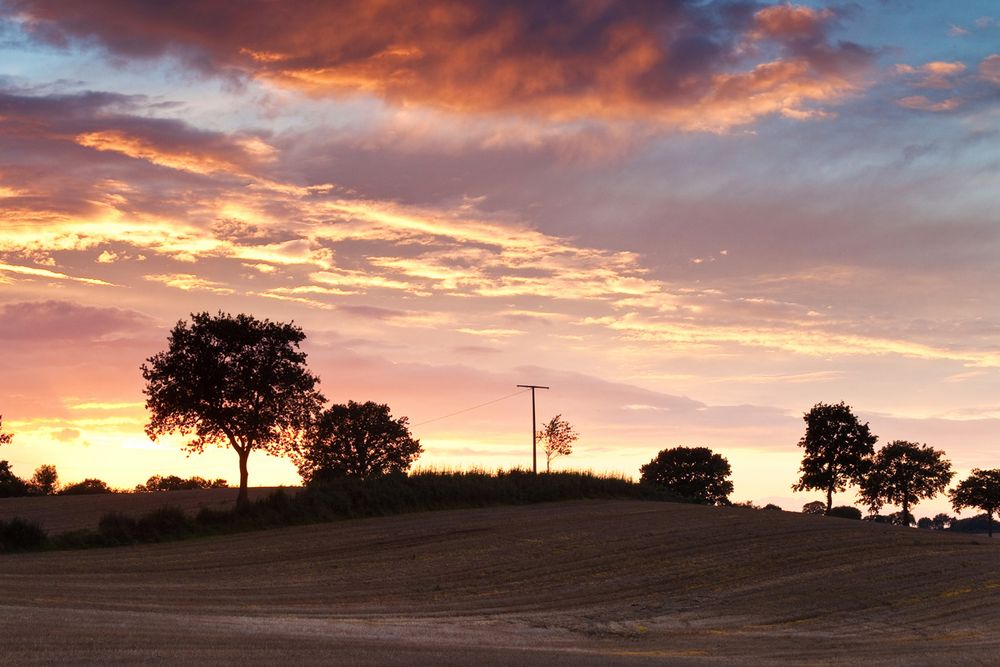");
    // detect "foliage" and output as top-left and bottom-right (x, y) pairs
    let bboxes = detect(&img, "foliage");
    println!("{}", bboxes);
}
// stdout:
(60, 478), (114, 495)
(0, 460), (30, 497)
(793, 402), (877, 514)
(141, 311), (325, 507)
(0, 415), (11, 447)
(917, 517), (933, 529)
(41, 470), (688, 552)
(0, 518), (47, 552)
(828, 505), (862, 520)
(537, 414), (578, 473)
(639, 446), (733, 505)
(949, 468), (1000, 537)
(949, 513), (995, 534)
(763, 503), (782, 511)
(30, 464), (59, 495)
(931, 513), (953, 530)
(802, 500), (826, 515)
(136, 474), (229, 492)
(860, 441), (953, 519)
(297, 401), (421, 483)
